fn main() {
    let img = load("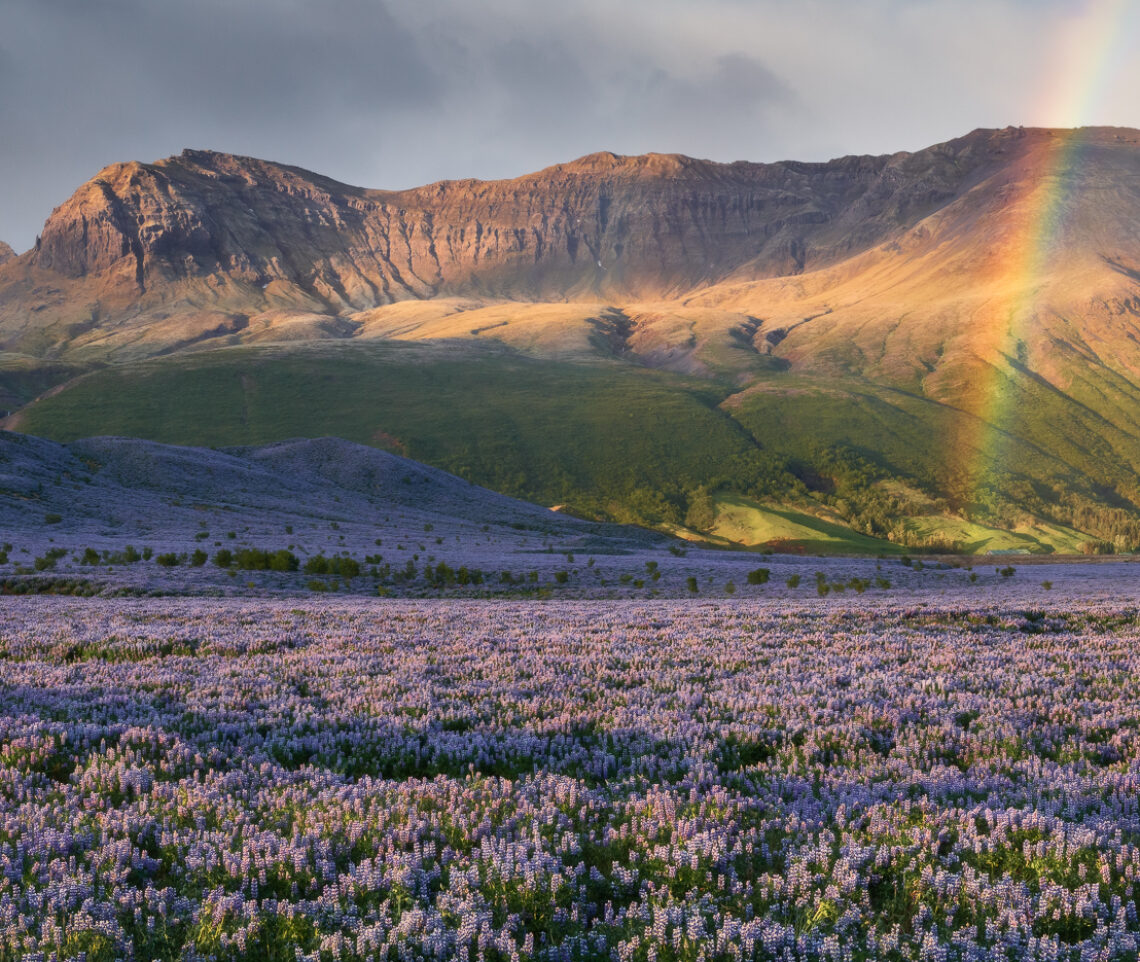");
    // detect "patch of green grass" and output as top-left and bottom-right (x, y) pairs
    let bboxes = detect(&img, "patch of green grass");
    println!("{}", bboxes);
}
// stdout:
(16, 341), (793, 527)
(17, 340), (1140, 548)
